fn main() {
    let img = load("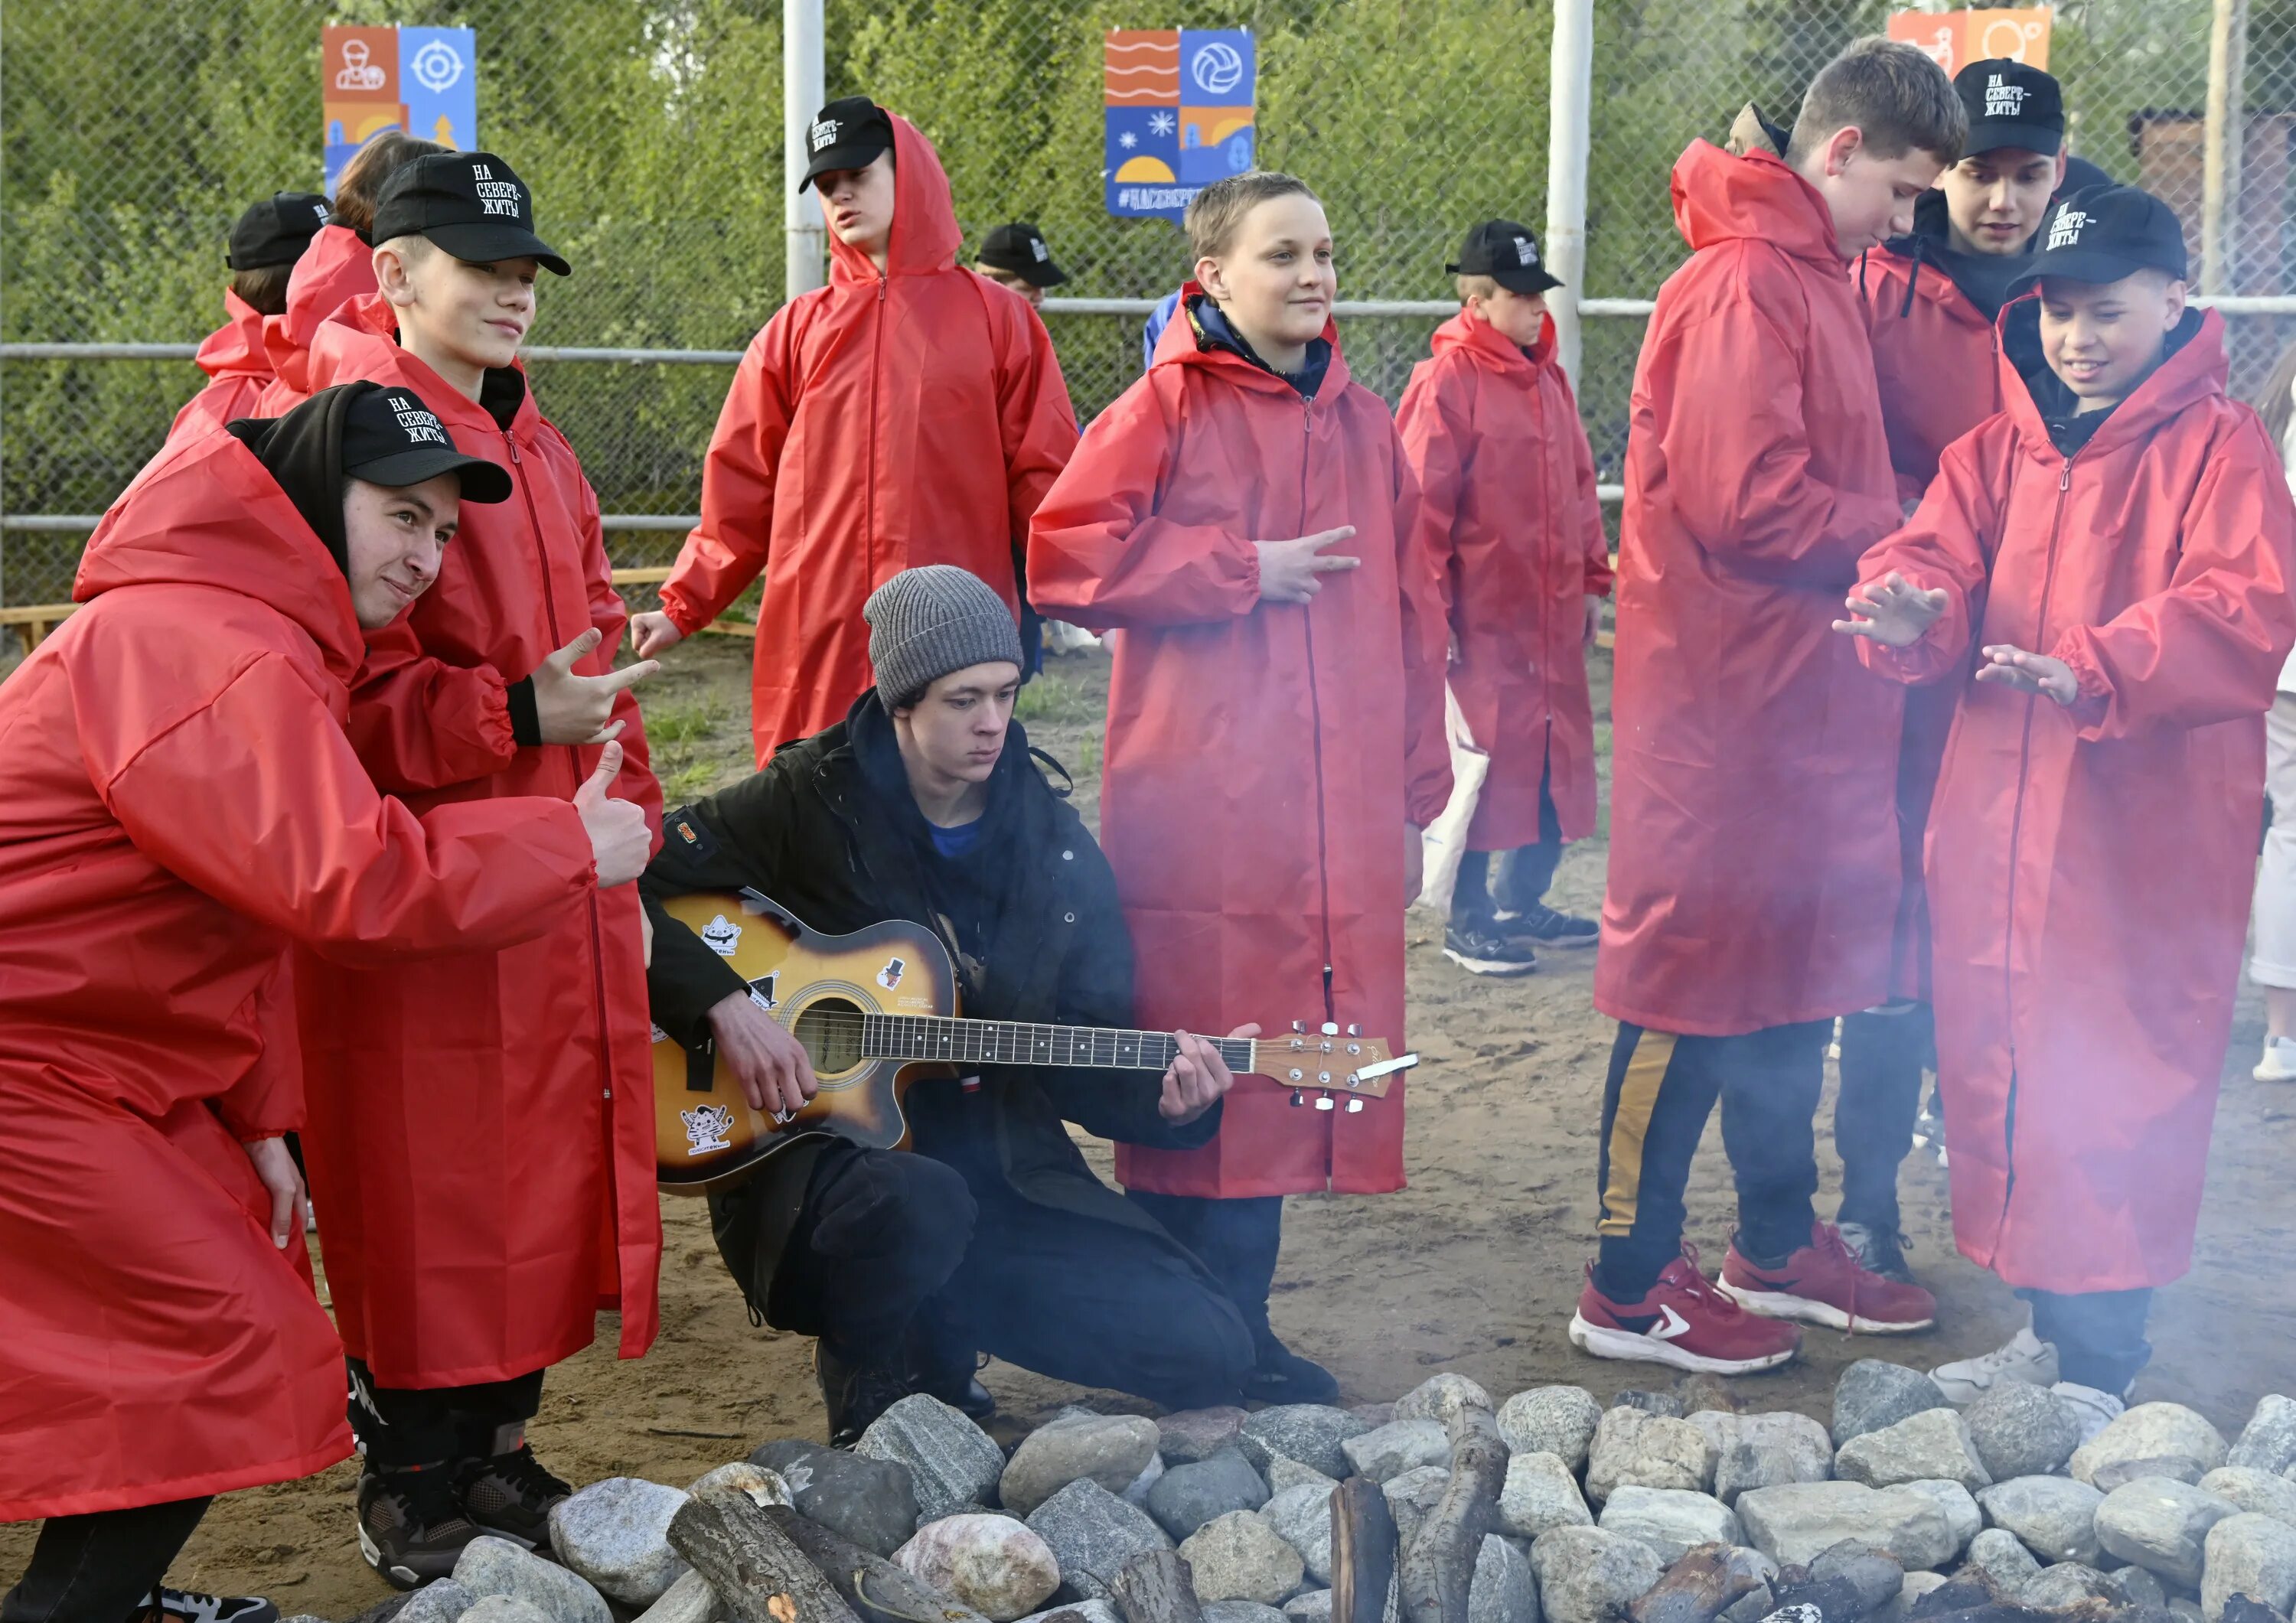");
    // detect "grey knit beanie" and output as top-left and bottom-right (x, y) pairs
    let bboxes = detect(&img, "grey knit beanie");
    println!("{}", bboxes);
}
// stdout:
(864, 565), (1026, 709)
